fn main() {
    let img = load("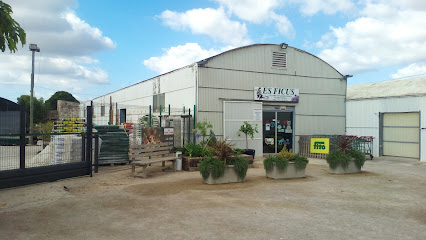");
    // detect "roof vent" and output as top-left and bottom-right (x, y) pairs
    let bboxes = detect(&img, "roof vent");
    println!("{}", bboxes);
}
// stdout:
(272, 51), (287, 68)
